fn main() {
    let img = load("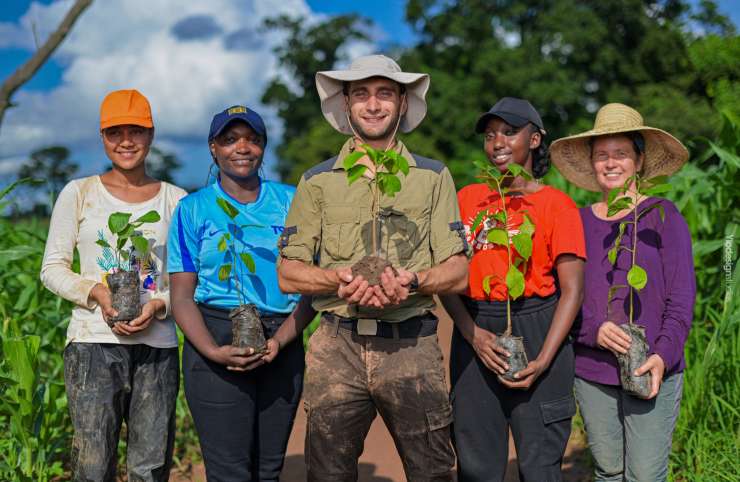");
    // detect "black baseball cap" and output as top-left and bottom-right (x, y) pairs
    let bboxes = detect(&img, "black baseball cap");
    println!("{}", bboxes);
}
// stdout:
(475, 97), (546, 134)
